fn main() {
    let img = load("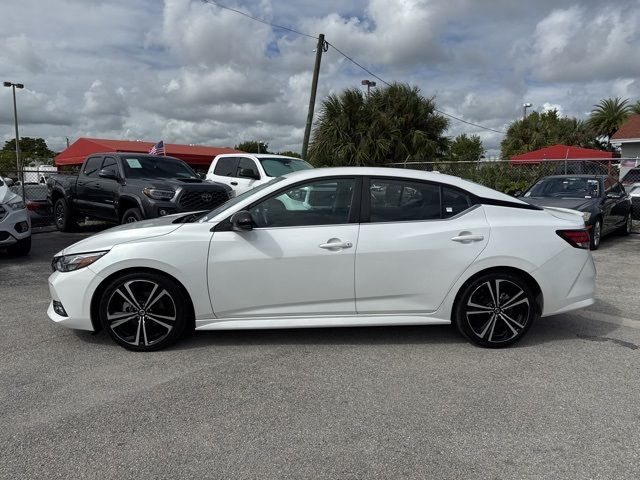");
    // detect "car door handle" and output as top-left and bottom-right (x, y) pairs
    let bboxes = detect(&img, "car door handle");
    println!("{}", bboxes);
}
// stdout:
(319, 240), (353, 250)
(230, 181), (238, 186)
(451, 233), (484, 243)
